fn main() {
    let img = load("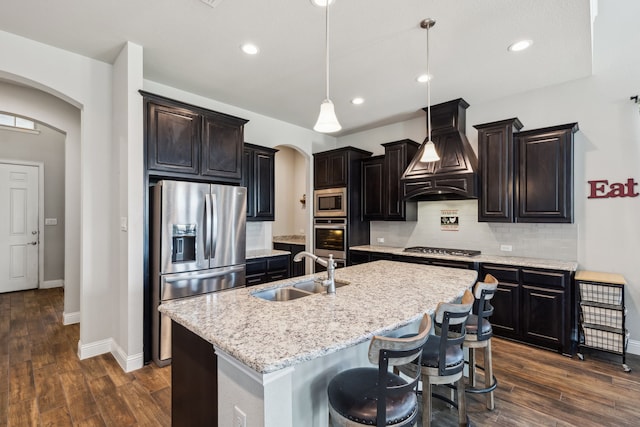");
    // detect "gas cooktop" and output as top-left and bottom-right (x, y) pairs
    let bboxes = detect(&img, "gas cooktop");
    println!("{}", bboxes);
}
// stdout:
(403, 246), (481, 257)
